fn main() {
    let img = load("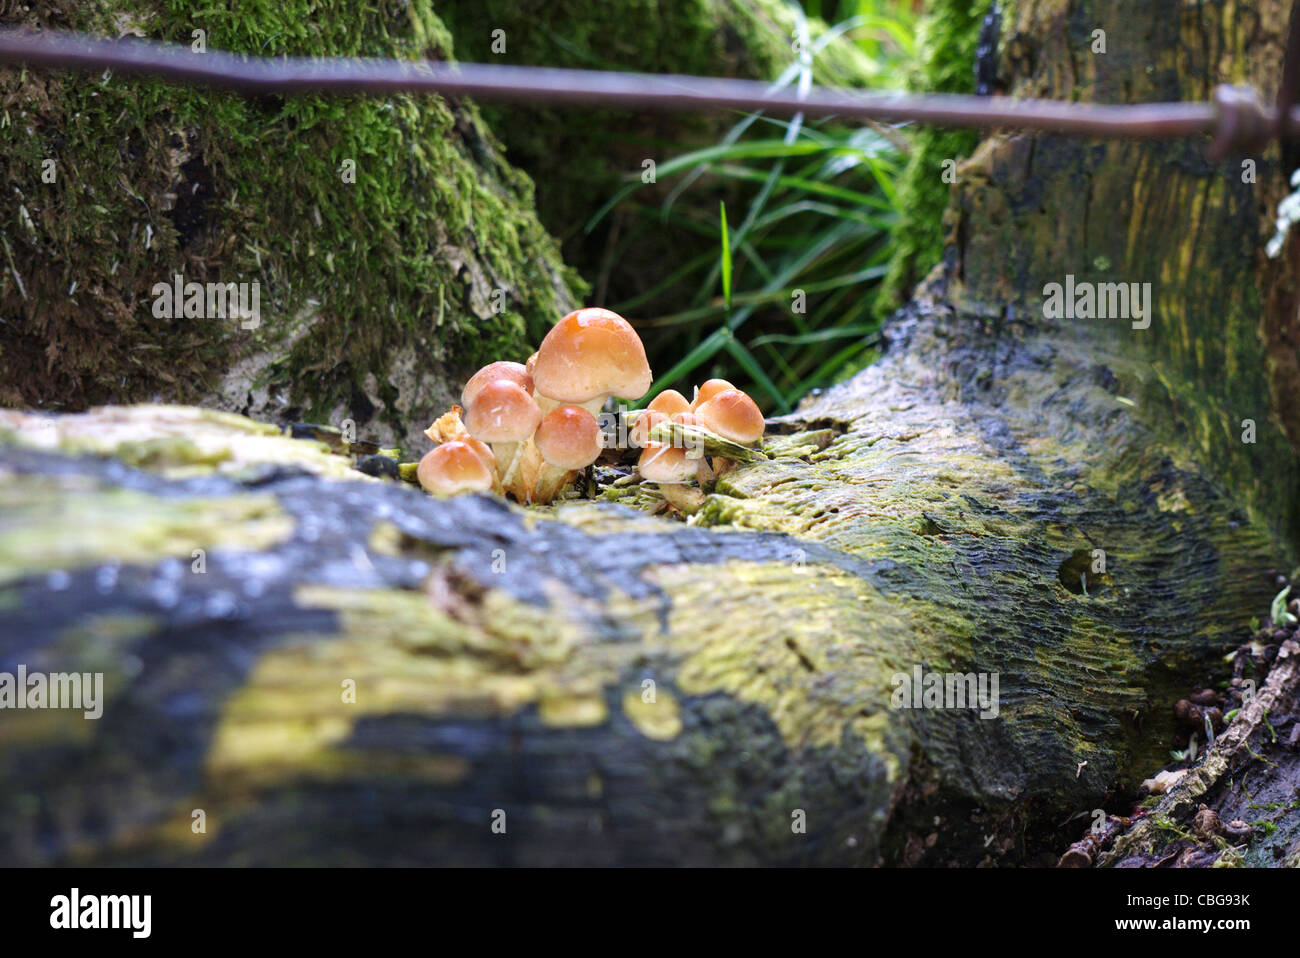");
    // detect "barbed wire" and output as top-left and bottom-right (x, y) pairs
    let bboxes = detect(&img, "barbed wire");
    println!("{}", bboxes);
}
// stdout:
(0, 28), (1291, 158)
